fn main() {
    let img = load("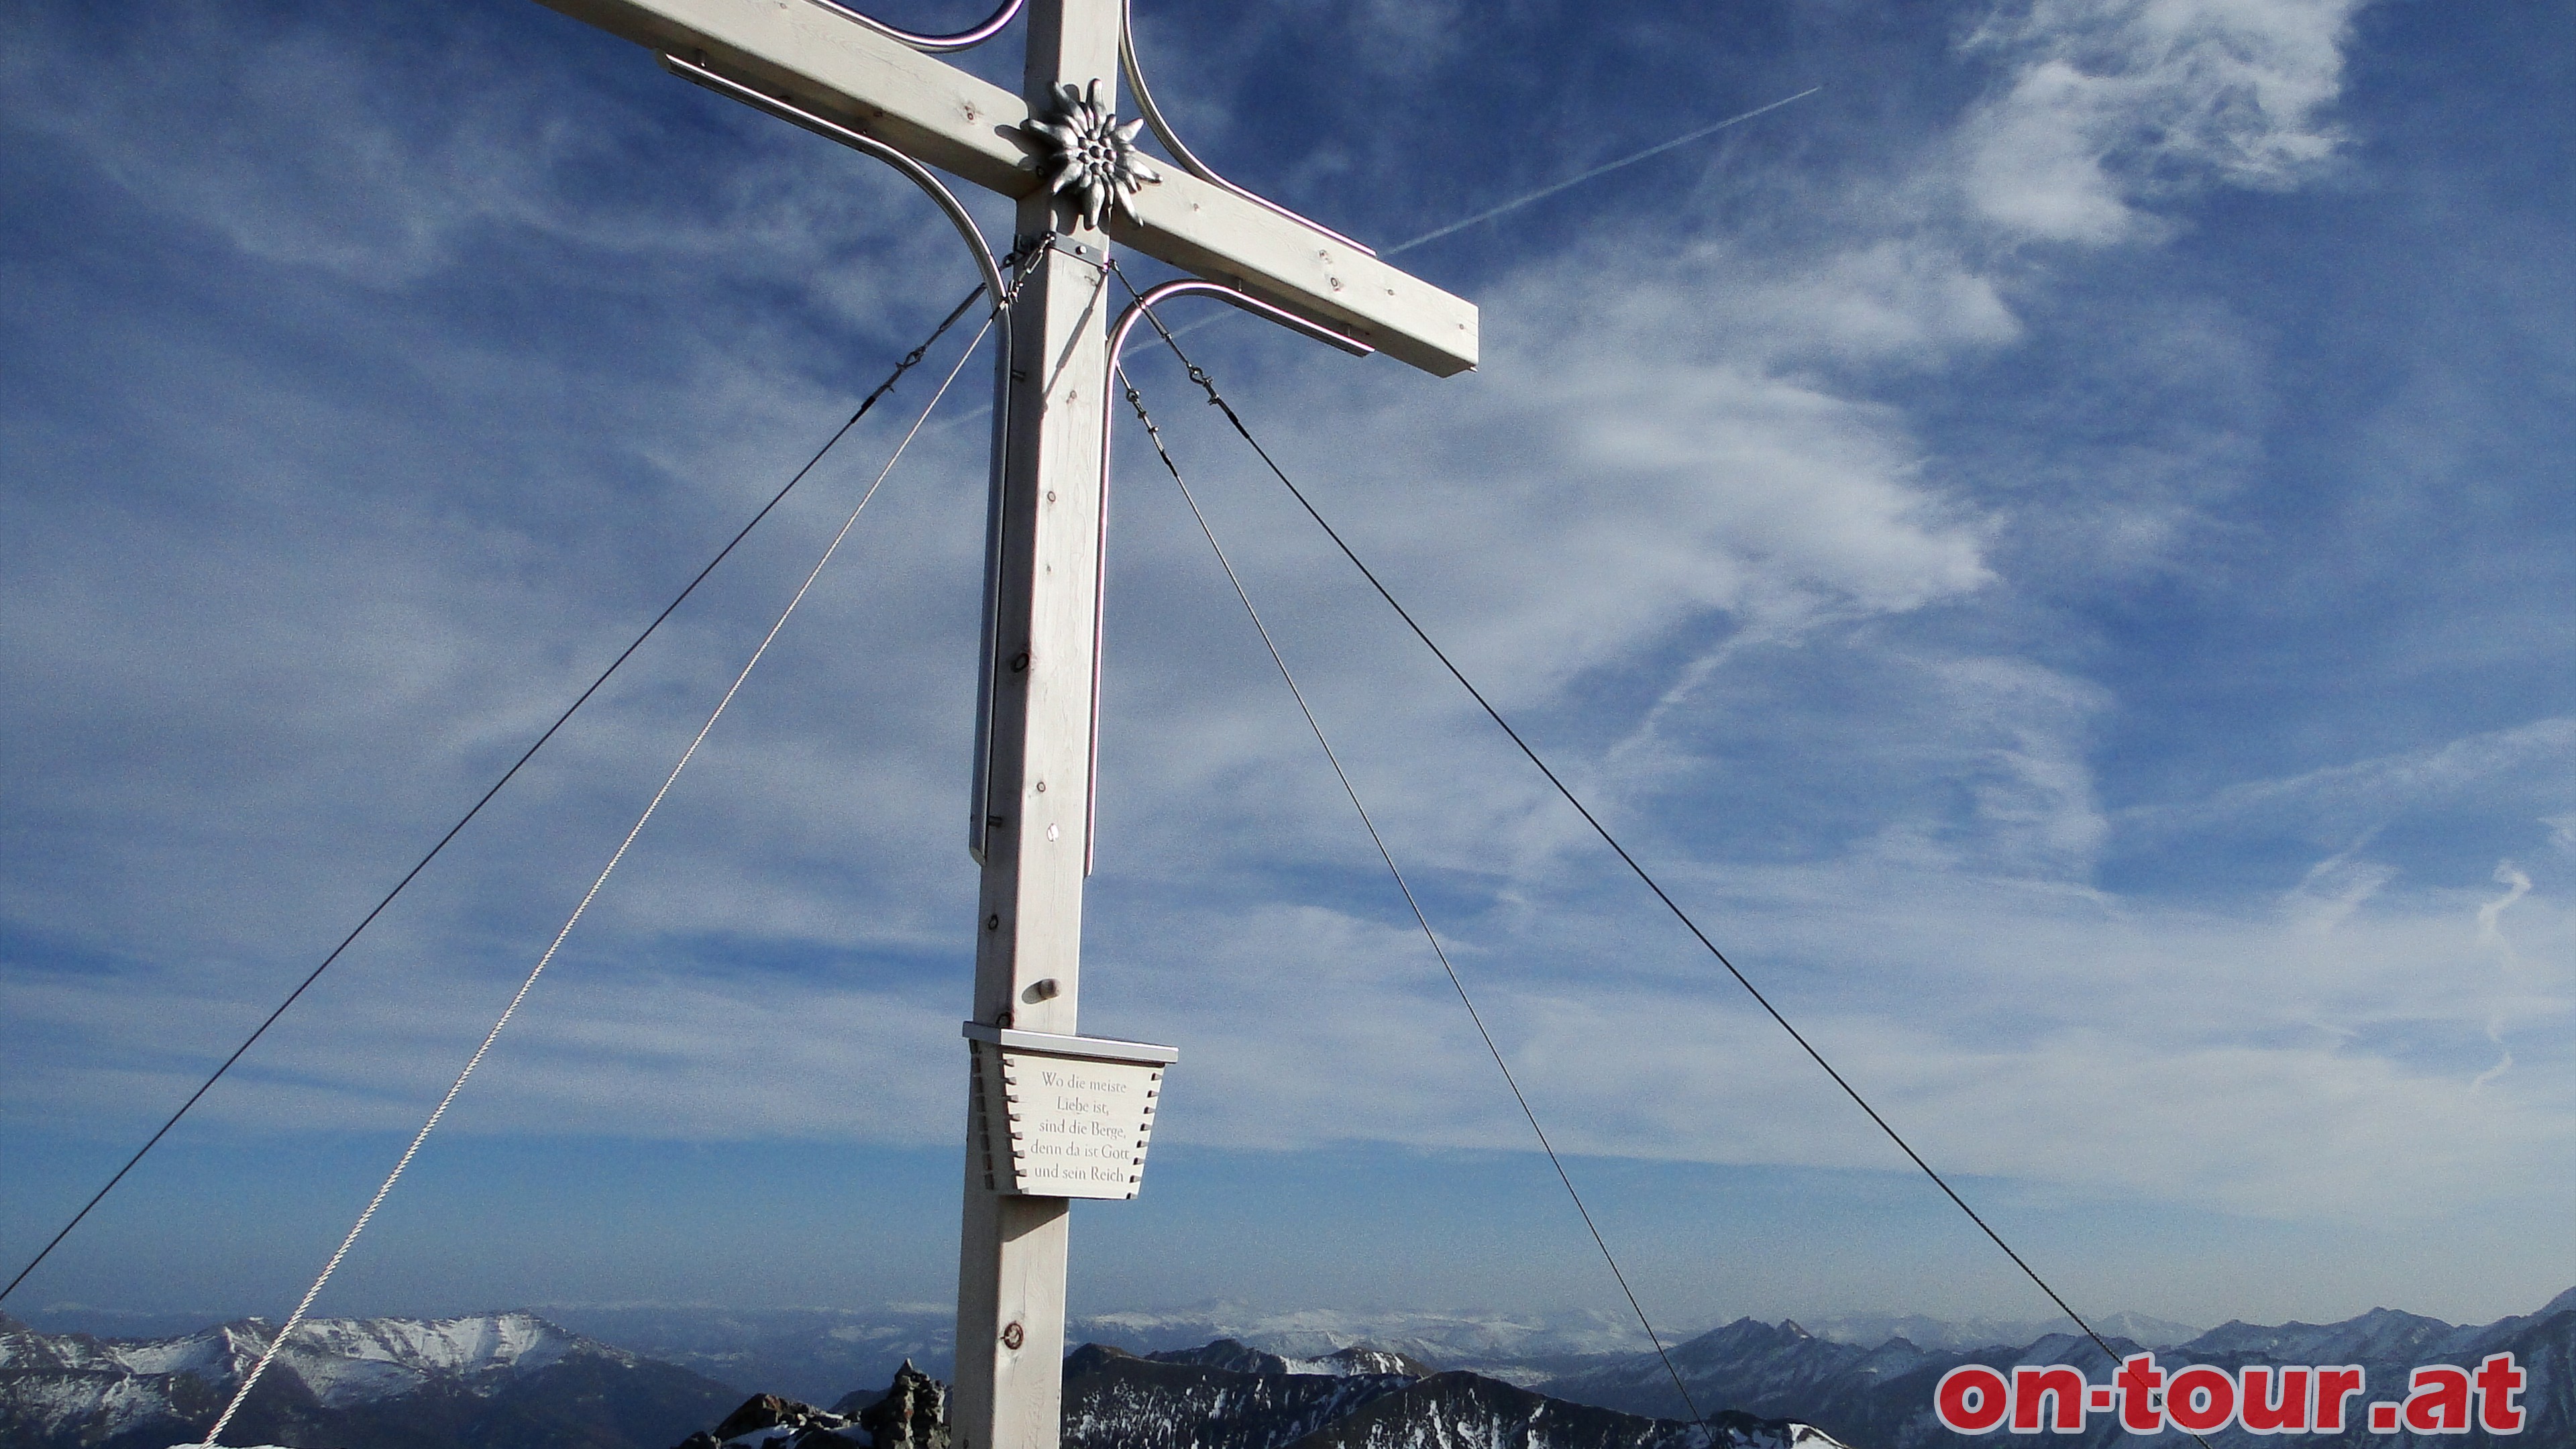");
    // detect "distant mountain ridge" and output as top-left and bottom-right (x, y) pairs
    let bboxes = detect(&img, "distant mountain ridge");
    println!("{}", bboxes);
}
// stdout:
(429, 1301), (1654, 1401)
(524, 1303), (955, 1409)
(15, 1289), (2576, 1448)
(1544, 1285), (2576, 1447)
(1146, 1338), (1436, 1380)
(1073, 1305), (1657, 1384)
(1795, 1308), (2204, 1352)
